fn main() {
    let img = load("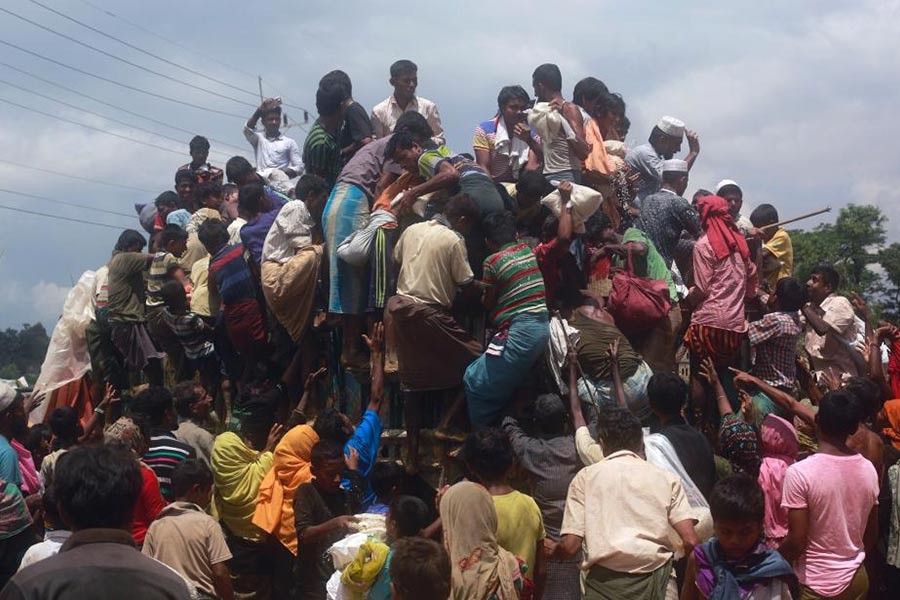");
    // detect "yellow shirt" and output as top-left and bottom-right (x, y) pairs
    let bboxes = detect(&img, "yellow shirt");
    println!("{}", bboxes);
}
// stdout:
(189, 255), (219, 318)
(763, 228), (793, 289)
(394, 219), (473, 308)
(493, 490), (545, 581)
